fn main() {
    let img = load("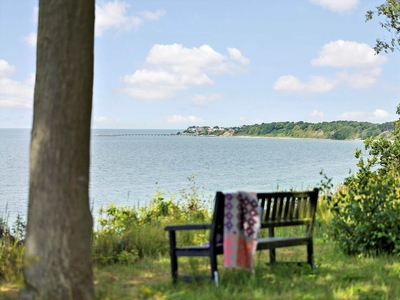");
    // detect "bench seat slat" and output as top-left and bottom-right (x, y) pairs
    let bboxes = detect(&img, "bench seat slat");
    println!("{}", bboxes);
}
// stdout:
(165, 224), (211, 231)
(257, 236), (310, 250)
(175, 245), (224, 257)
